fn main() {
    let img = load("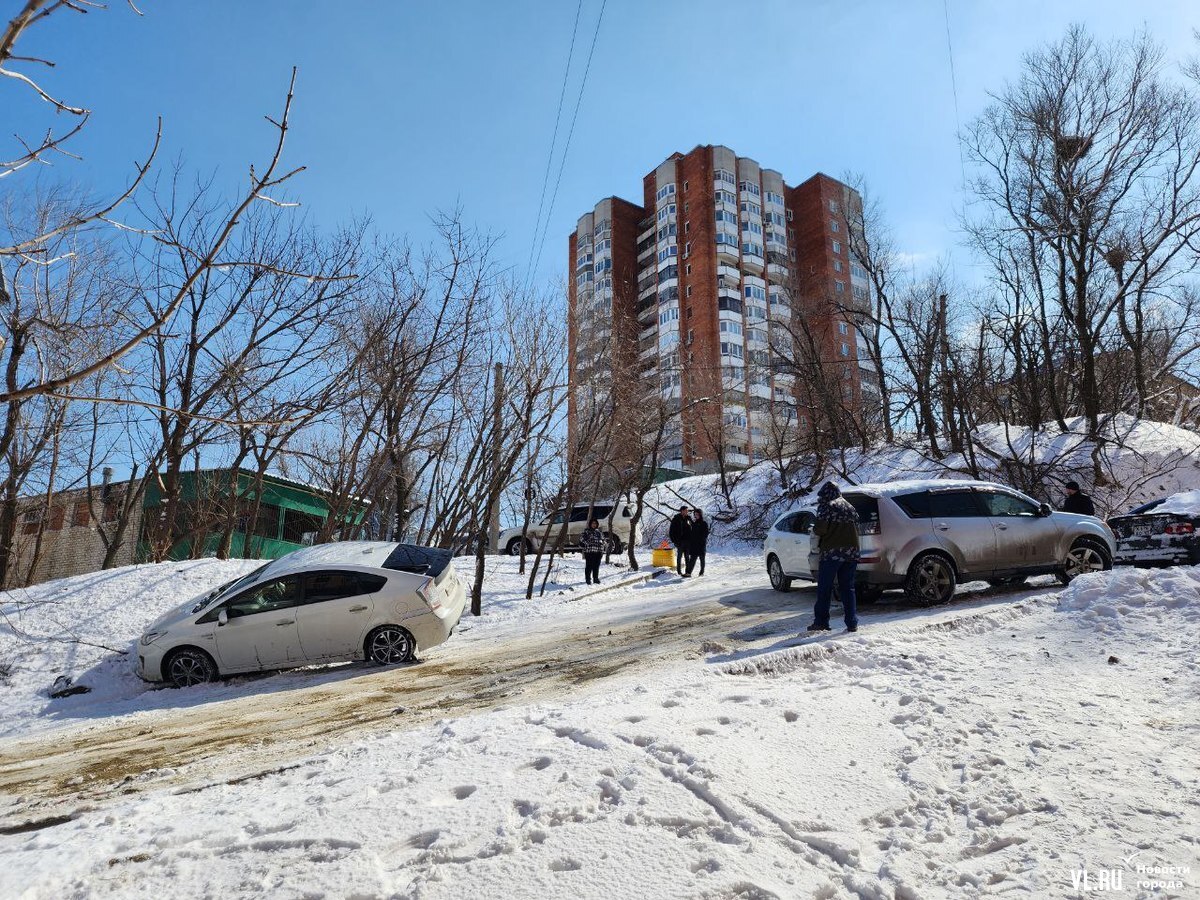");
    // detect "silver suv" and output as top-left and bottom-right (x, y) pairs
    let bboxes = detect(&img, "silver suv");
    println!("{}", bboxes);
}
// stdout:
(499, 502), (634, 556)
(763, 479), (1115, 604)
